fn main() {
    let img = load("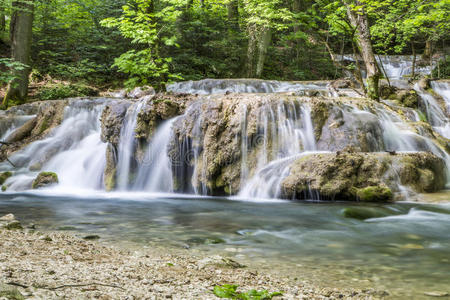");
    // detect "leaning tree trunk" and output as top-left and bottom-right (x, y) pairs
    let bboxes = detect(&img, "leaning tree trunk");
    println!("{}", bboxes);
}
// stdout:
(344, 0), (380, 100)
(246, 25), (258, 77)
(3, 0), (34, 107)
